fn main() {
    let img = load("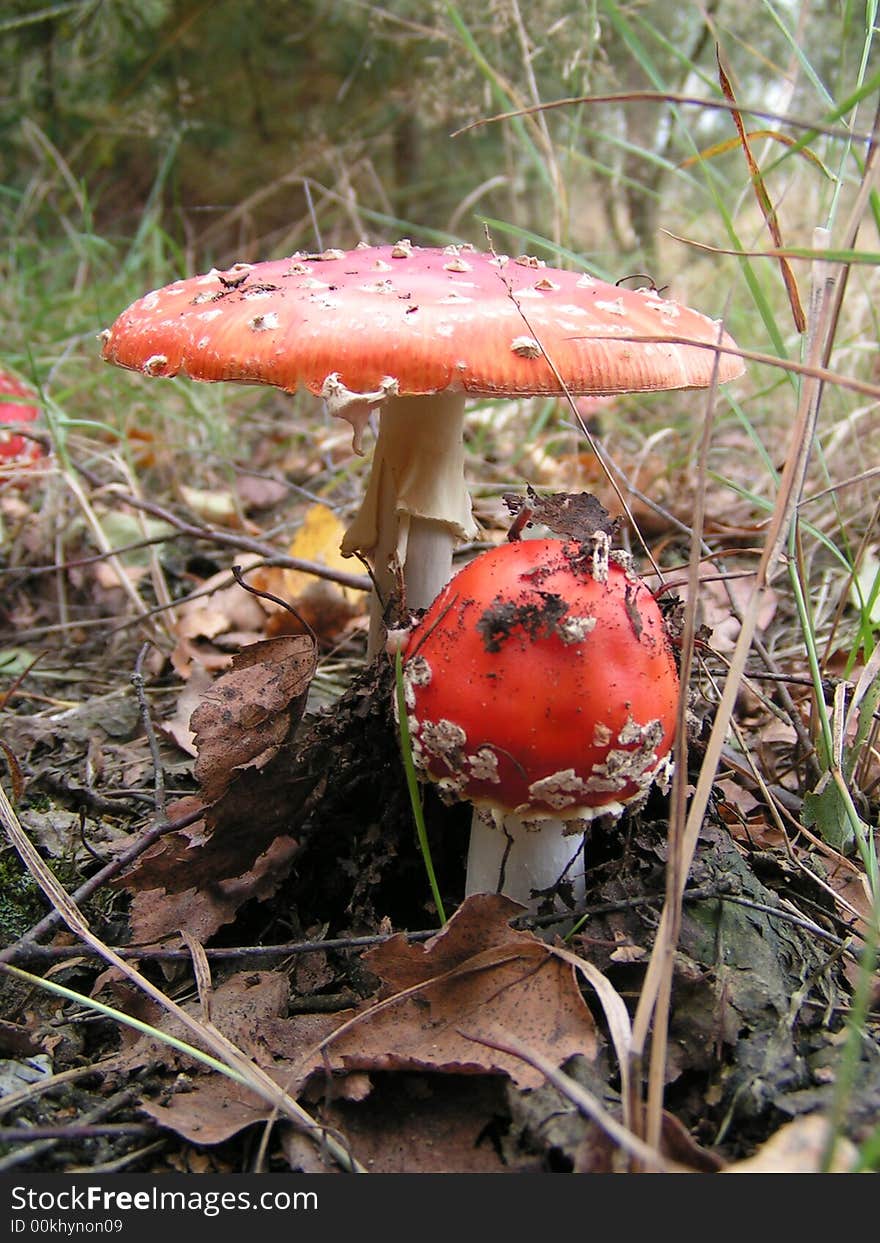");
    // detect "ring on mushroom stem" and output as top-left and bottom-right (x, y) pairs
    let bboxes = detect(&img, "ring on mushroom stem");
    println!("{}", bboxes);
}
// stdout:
(397, 535), (680, 913)
(100, 240), (743, 653)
